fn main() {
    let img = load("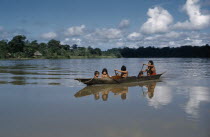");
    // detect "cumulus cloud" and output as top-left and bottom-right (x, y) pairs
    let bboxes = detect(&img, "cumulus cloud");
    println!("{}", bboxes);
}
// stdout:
(76, 27), (125, 49)
(94, 28), (123, 39)
(118, 19), (130, 29)
(140, 6), (173, 34)
(132, 31), (209, 48)
(0, 27), (29, 40)
(41, 32), (57, 39)
(127, 32), (142, 41)
(65, 25), (86, 36)
(164, 31), (180, 38)
(174, 0), (210, 30)
(61, 38), (82, 45)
